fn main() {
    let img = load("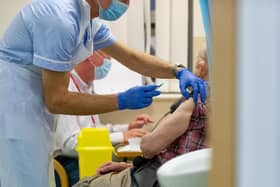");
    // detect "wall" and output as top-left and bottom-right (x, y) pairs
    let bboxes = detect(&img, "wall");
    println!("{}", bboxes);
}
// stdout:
(237, 0), (280, 186)
(0, 0), (30, 36)
(156, 0), (189, 92)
